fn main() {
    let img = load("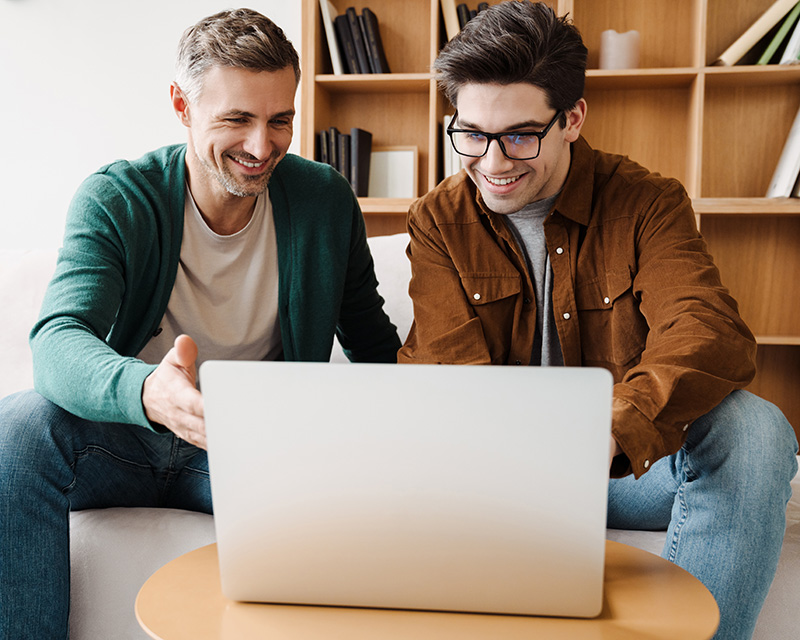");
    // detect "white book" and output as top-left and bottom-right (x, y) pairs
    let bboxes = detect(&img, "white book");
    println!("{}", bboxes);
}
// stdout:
(714, 0), (798, 66)
(780, 7), (800, 63)
(767, 104), (800, 197)
(319, 0), (344, 75)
